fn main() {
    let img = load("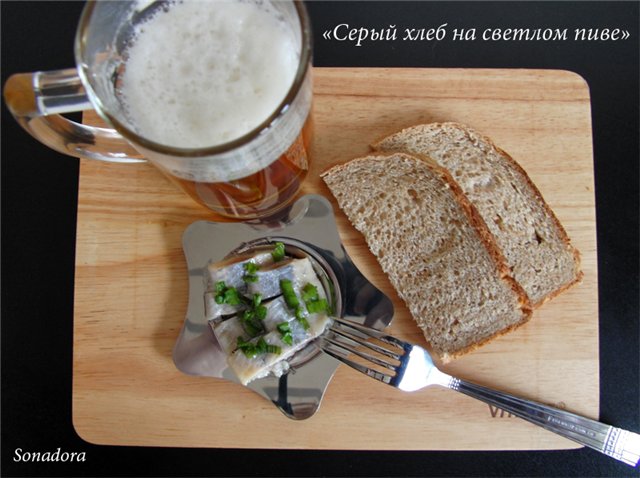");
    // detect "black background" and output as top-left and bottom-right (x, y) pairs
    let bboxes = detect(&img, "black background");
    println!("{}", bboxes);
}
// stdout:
(1, 1), (638, 477)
